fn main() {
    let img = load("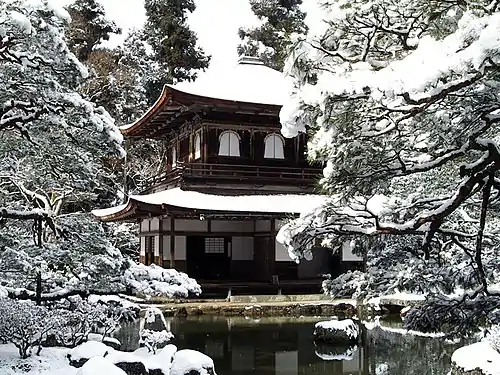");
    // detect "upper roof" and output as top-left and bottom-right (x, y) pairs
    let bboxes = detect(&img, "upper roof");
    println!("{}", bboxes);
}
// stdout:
(173, 56), (293, 106)
(121, 57), (293, 137)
